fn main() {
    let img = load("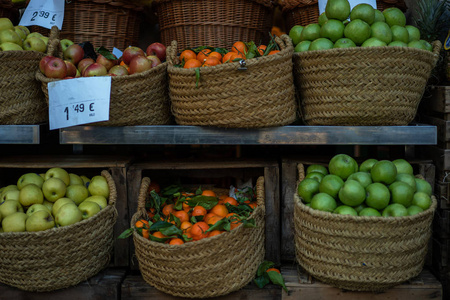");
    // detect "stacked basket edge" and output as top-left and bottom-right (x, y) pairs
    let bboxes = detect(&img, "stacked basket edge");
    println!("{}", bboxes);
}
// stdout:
(293, 163), (437, 292)
(0, 170), (118, 292)
(131, 176), (266, 298)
